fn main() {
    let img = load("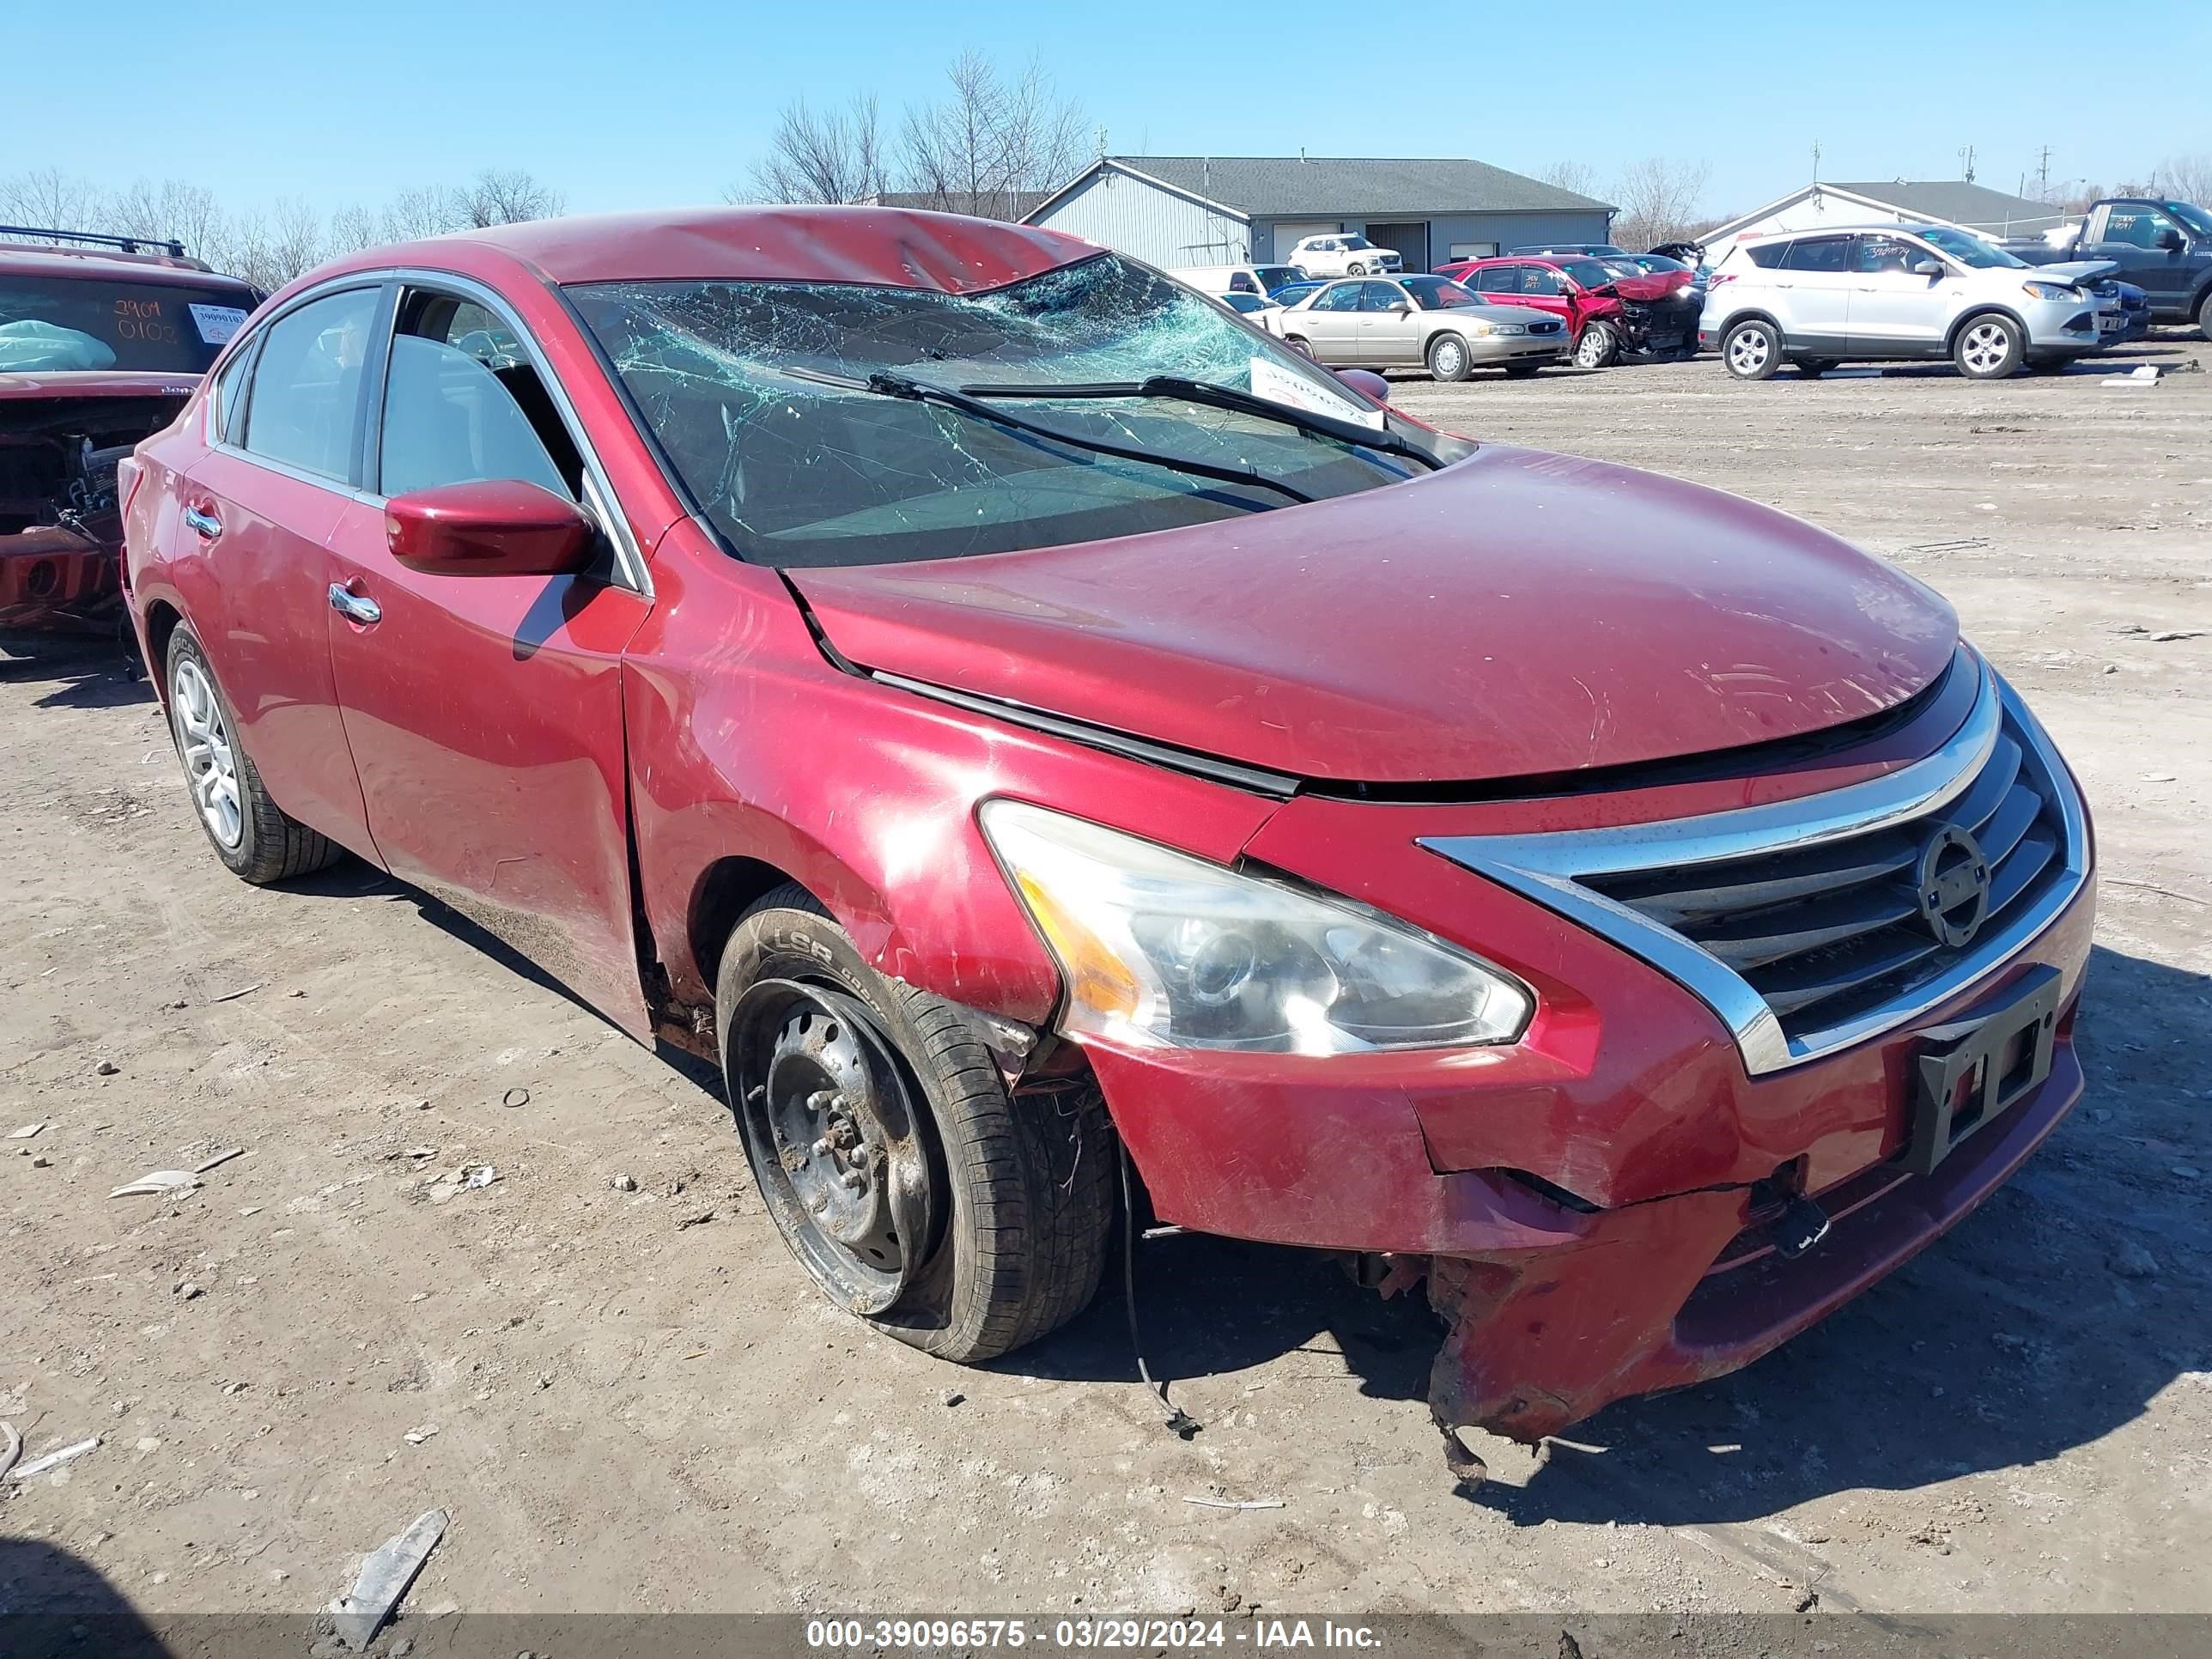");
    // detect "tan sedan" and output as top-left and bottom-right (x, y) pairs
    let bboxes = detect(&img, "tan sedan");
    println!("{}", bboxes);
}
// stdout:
(1268, 275), (1568, 380)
